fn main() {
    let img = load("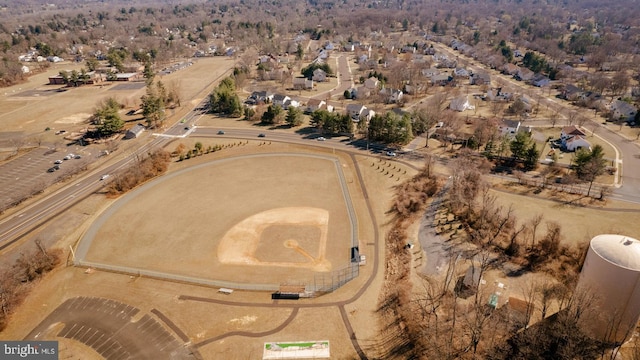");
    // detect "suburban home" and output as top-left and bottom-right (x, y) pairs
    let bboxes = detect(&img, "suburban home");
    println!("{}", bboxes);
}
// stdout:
(292, 77), (313, 90)
(531, 74), (551, 87)
(421, 67), (440, 78)
(404, 83), (424, 95)
(515, 68), (535, 82)
(379, 88), (403, 103)
(431, 73), (451, 86)
(470, 72), (491, 85)
(560, 125), (587, 141)
(356, 86), (372, 99)
(283, 99), (300, 109)
(453, 67), (470, 78)
(485, 87), (513, 101)
(502, 63), (520, 76)
(249, 90), (274, 103)
(498, 119), (521, 136)
(561, 84), (586, 101)
(312, 69), (327, 82)
(610, 100), (637, 122)
(272, 94), (291, 107)
(346, 104), (367, 120)
(361, 108), (376, 122)
(306, 99), (333, 113)
(125, 124), (146, 139)
(450, 95), (475, 112)
(560, 125), (590, 152)
(364, 77), (380, 90)
(564, 135), (592, 152)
